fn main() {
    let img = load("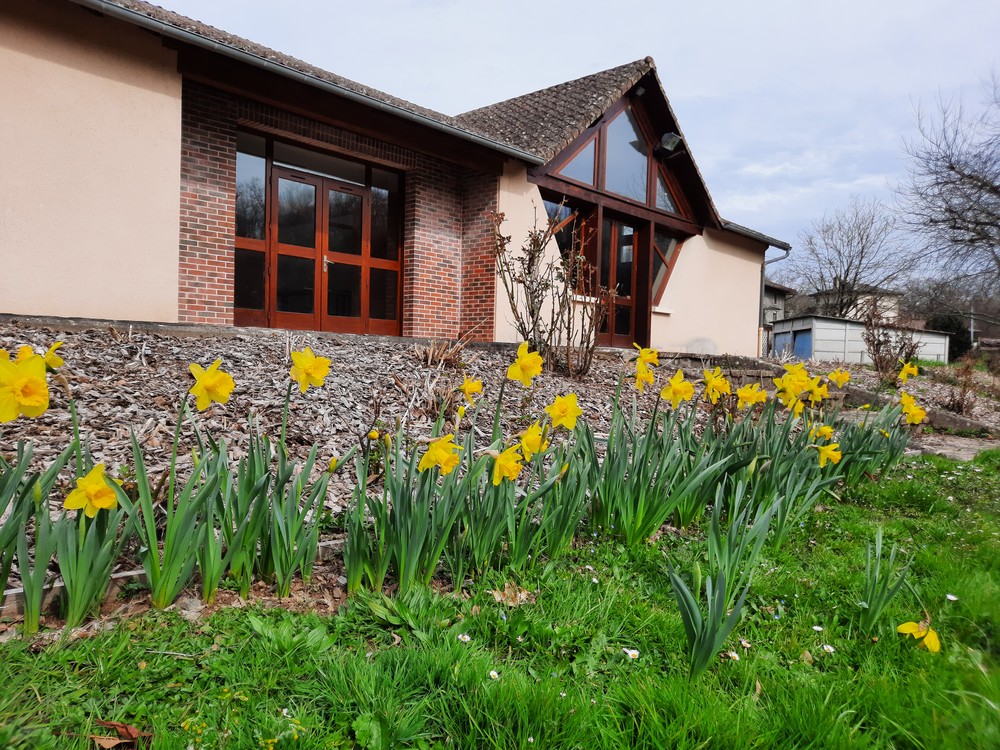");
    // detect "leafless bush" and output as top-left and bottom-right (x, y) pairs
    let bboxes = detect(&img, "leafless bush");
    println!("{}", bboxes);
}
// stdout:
(861, 303), (919, 386)
(493, 208), (611, 378)
(942, 355), (979, 415)
(412, 339), (466, 370)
